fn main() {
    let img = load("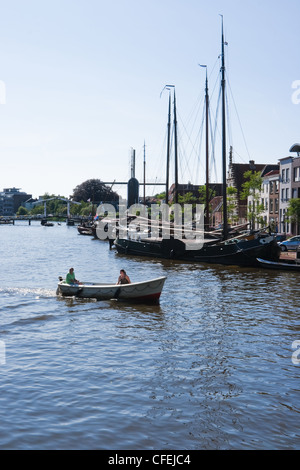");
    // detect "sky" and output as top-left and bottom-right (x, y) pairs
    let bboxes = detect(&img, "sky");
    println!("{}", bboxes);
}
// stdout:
(0, 0), (299, 199)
